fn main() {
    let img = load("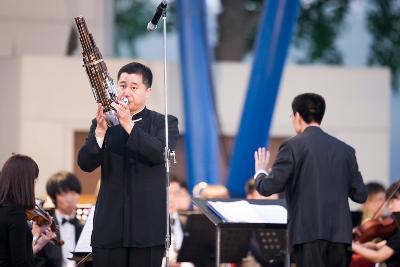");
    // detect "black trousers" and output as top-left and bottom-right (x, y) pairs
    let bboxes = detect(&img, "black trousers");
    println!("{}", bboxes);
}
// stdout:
(92, 246), (164, 267)
(294, 240), (351, 267)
